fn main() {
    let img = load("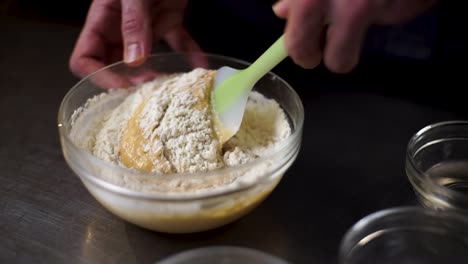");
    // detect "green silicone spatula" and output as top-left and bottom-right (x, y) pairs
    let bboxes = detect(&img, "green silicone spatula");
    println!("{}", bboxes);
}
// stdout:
(212, 34), (288, 144)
